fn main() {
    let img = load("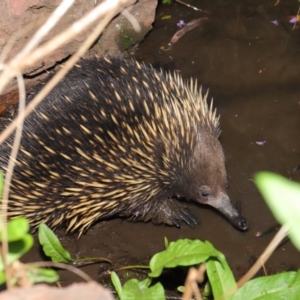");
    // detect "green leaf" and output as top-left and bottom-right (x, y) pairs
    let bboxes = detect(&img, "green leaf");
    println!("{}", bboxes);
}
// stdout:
(0, 217), (29, 242)
(254, 172), (300, 250)
(138, 277), (152, 289)
(38, 223), (72, 263)
(177, 286), (184, 292)
(111, 271), (123, 298)
(122, 279), (165, 300)
(0, 271), (6, 285)
(149, 239), (216, 277)
(0, 234), (34, 270)
(206, 241), (236, 300)
(232, 271), (300, 299)
(164, 237), (169, 249)
(203, 281), (213, 300)
(27, 266), (59, 284)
